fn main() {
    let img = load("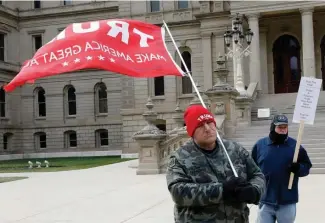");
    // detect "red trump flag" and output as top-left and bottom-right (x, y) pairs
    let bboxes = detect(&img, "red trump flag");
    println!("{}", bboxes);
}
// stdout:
(4, 19), (184, 92)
